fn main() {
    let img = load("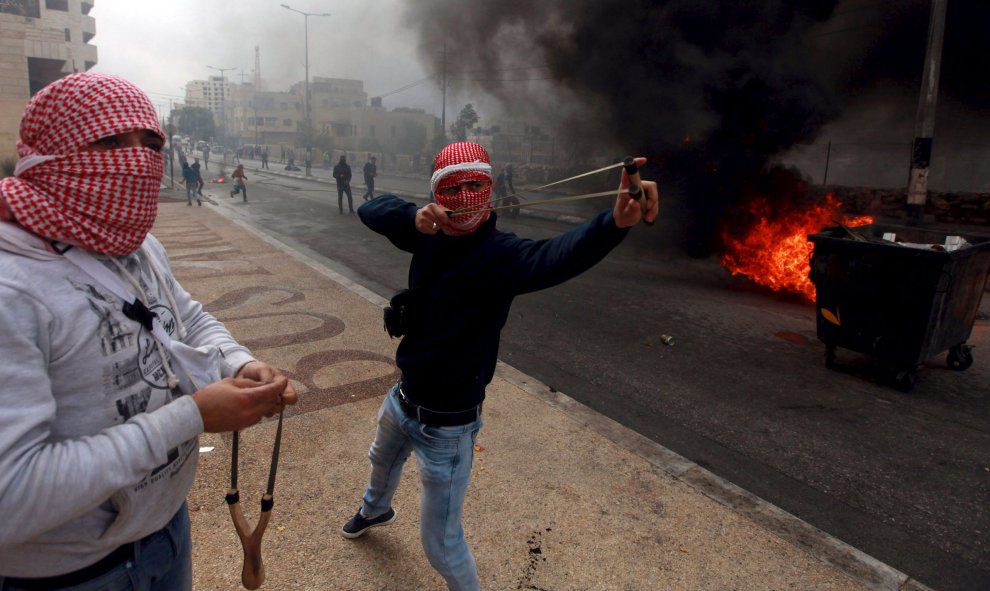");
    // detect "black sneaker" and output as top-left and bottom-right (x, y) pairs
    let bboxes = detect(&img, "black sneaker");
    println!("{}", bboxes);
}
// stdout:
(341, 508), (396, 539)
